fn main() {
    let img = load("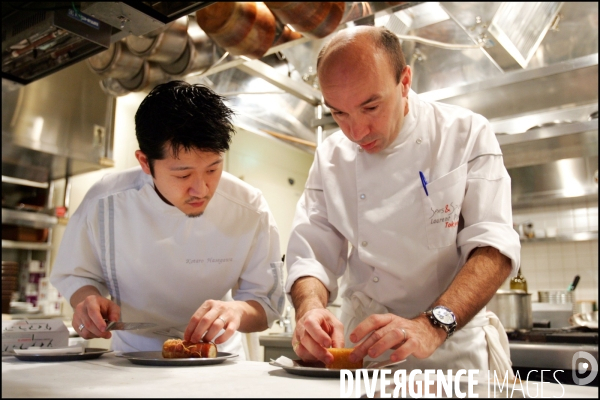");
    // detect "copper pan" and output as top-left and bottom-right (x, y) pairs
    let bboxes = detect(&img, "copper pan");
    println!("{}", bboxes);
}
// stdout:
(265, 2), (345, 39)
(272, 20), (303, 47)
(196, 2), (276, 59)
